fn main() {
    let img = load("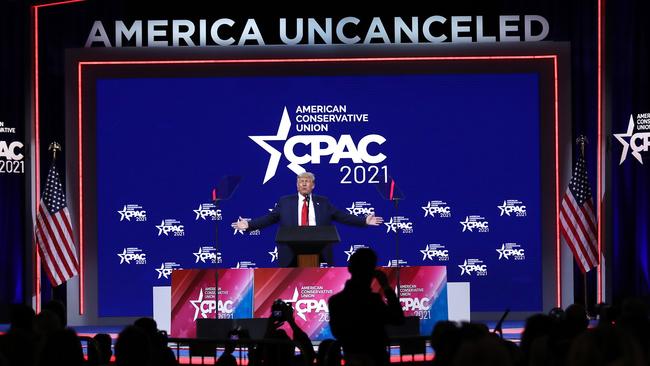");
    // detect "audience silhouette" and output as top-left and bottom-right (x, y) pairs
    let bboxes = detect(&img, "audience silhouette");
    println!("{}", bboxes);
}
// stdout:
(1, 293), (649, 366)
(328, 248), (405, 366)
